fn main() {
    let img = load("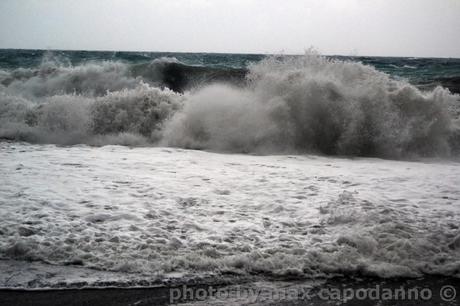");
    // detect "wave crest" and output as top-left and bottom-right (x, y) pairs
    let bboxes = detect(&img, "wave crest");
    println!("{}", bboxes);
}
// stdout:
(163, 54), (458, 157)
(0, 61), (139, 98)
(0, 84), (183, 145)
